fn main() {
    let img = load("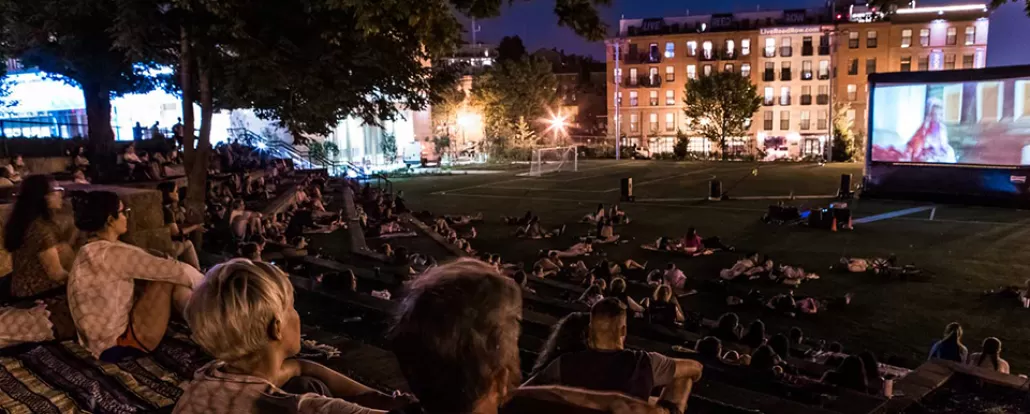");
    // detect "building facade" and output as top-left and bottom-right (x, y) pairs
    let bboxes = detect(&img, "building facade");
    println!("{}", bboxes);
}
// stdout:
(607, 2), (991, 159)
